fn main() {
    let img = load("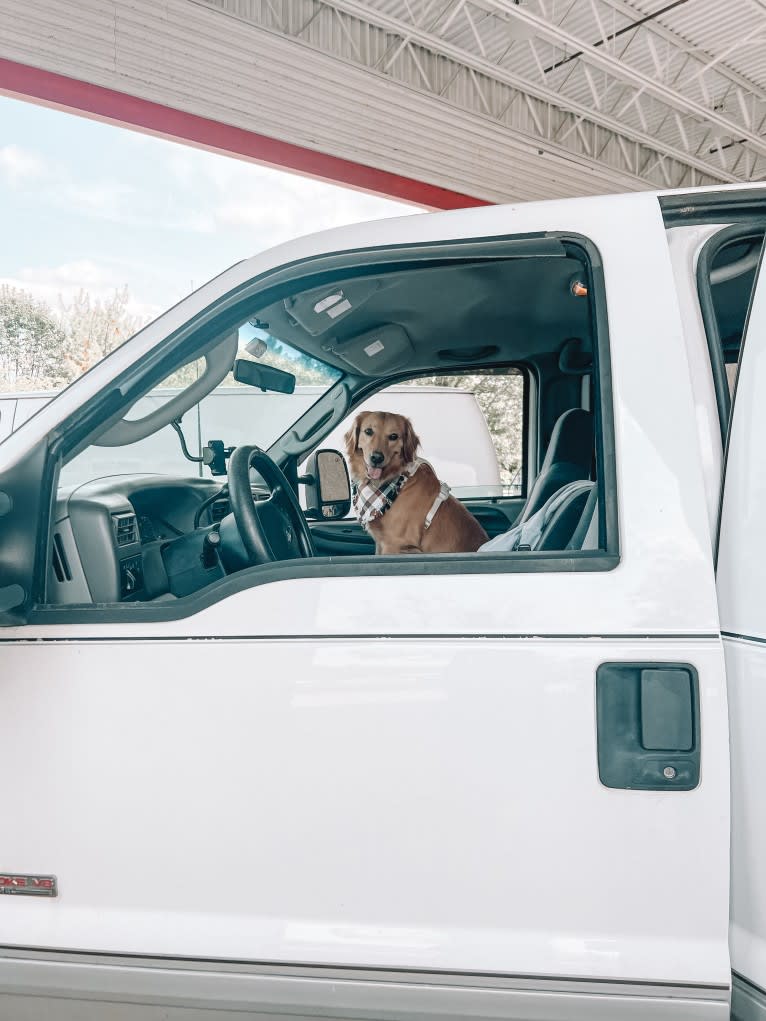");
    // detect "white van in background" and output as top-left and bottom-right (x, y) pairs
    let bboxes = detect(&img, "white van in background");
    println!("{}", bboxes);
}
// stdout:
(1, 385), (502, 493)
(318, 385), (503, 495)
(0, 391), (47, 441)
